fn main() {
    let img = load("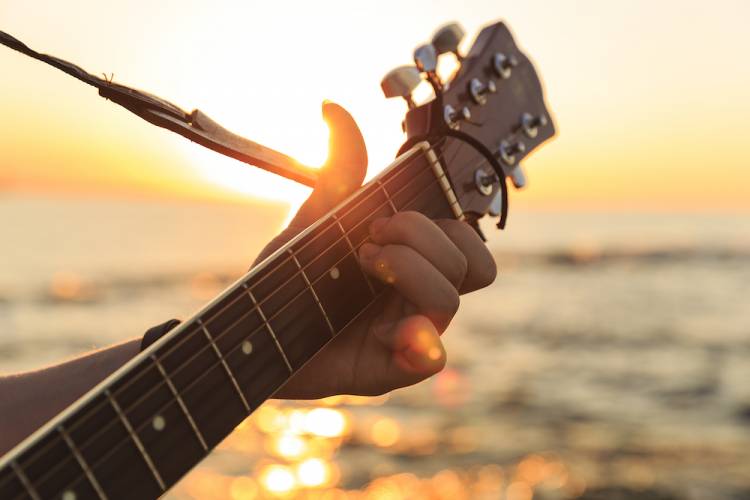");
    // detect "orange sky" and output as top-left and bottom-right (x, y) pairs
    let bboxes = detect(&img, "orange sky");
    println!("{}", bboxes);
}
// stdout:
(1, 0), (749, 211)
